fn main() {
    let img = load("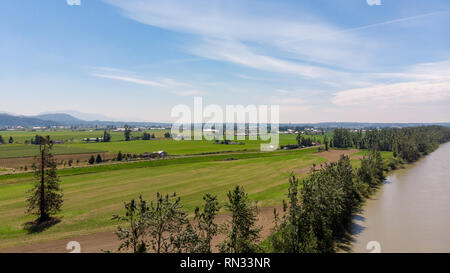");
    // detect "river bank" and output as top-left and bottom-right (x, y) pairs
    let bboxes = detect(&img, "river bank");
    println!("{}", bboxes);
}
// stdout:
(349, 142), (450, 252)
